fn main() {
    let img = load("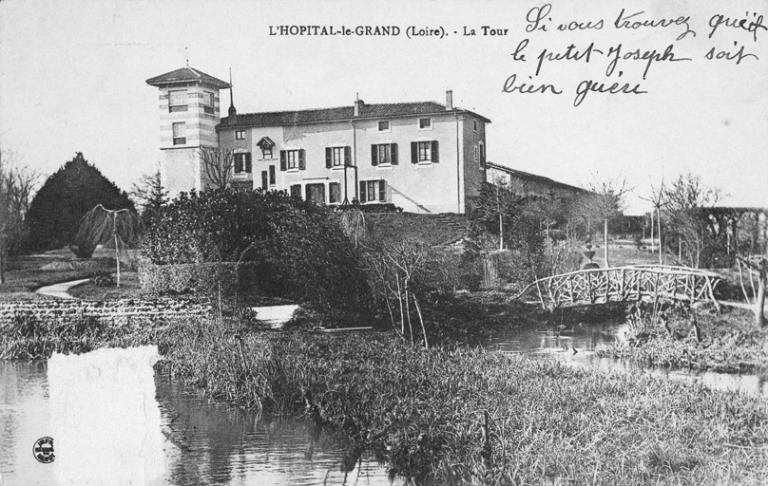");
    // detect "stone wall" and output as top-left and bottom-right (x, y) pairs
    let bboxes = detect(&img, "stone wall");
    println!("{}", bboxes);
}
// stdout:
(0, 298), (211, 324)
